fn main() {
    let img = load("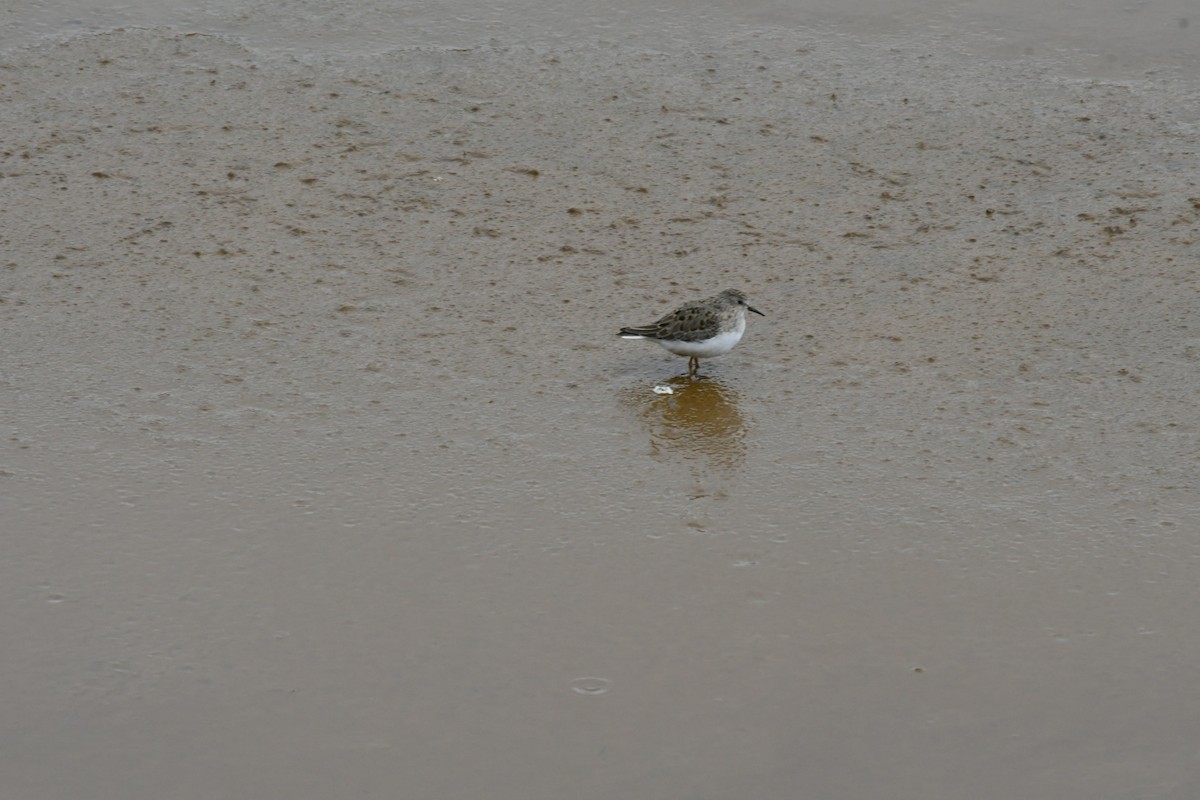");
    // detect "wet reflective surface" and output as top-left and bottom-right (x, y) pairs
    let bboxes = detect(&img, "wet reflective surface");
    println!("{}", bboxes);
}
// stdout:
(623, 375), (748, 471)
(3, 3), (1200, 799)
